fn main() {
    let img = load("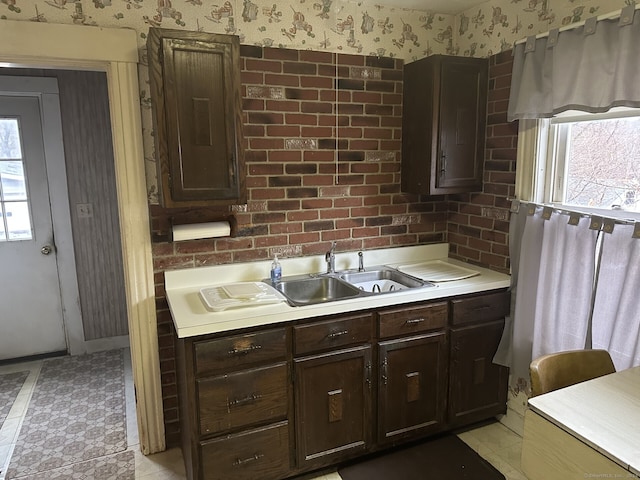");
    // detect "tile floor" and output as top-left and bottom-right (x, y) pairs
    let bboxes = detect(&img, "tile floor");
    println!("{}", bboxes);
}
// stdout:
(0, 350), (527, 480)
